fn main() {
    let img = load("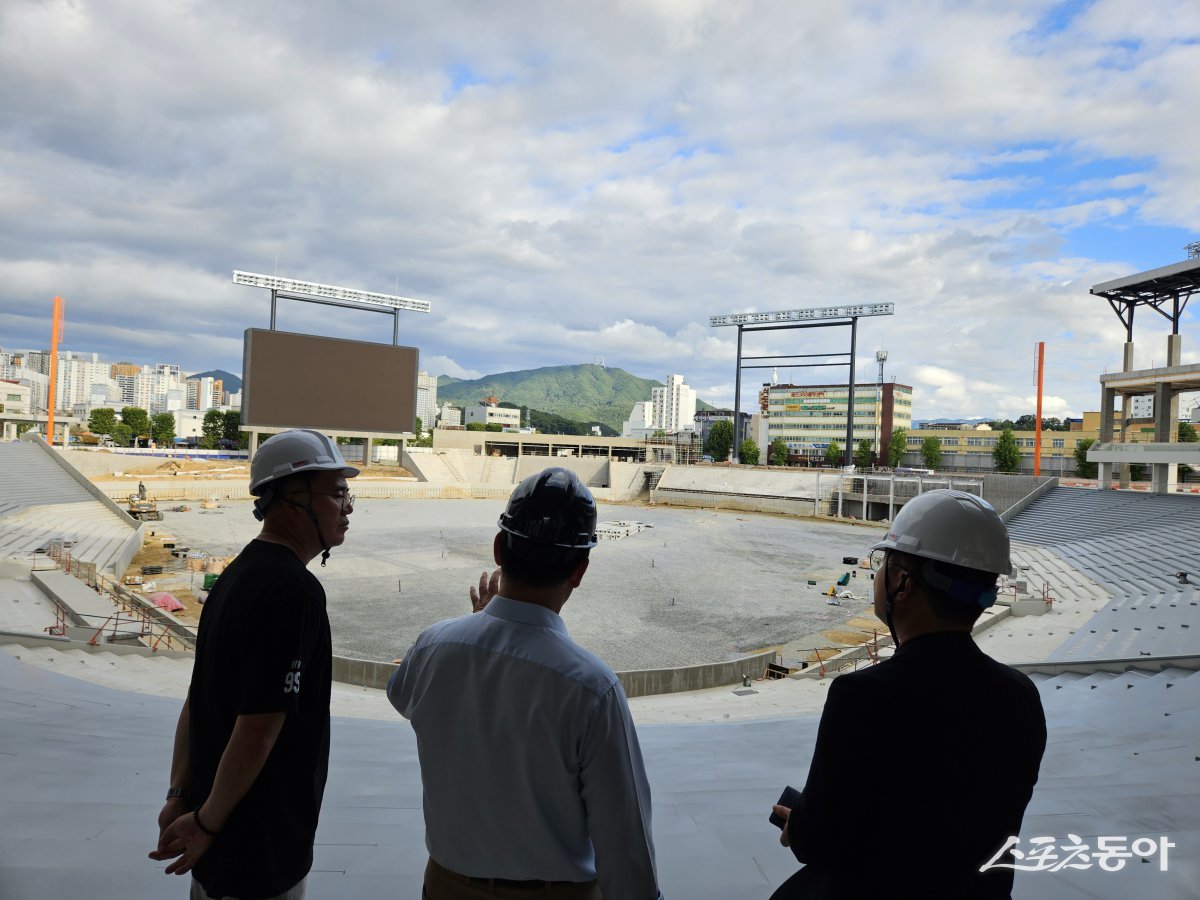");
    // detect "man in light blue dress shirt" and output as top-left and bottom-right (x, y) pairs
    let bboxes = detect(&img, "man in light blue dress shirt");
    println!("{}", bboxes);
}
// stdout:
(388, 468), (663, 899)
